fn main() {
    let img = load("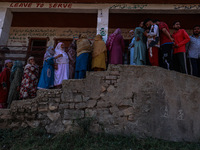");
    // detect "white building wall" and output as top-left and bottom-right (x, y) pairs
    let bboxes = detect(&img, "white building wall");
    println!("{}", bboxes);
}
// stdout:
(96, 8), (109, 42)
(0, 8), (13, 45)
